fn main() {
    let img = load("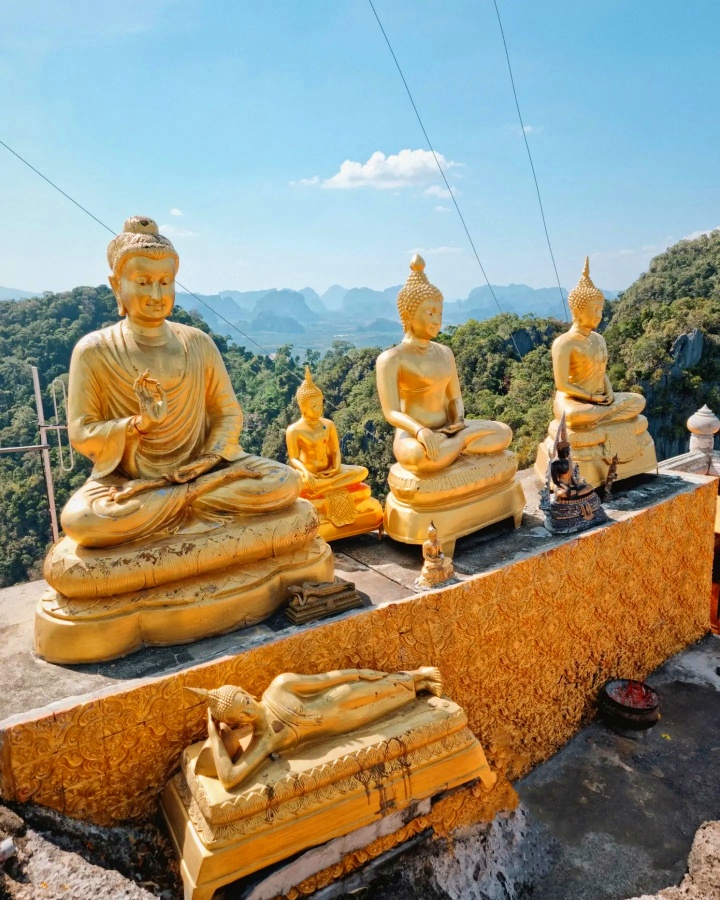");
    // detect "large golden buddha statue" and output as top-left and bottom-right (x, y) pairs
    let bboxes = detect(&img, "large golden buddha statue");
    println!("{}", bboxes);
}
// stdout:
(534, 258), (657, 487)
(285, 368), (383, 540)
(376, 255), (525, 553)
(36, 217), (332, 664)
